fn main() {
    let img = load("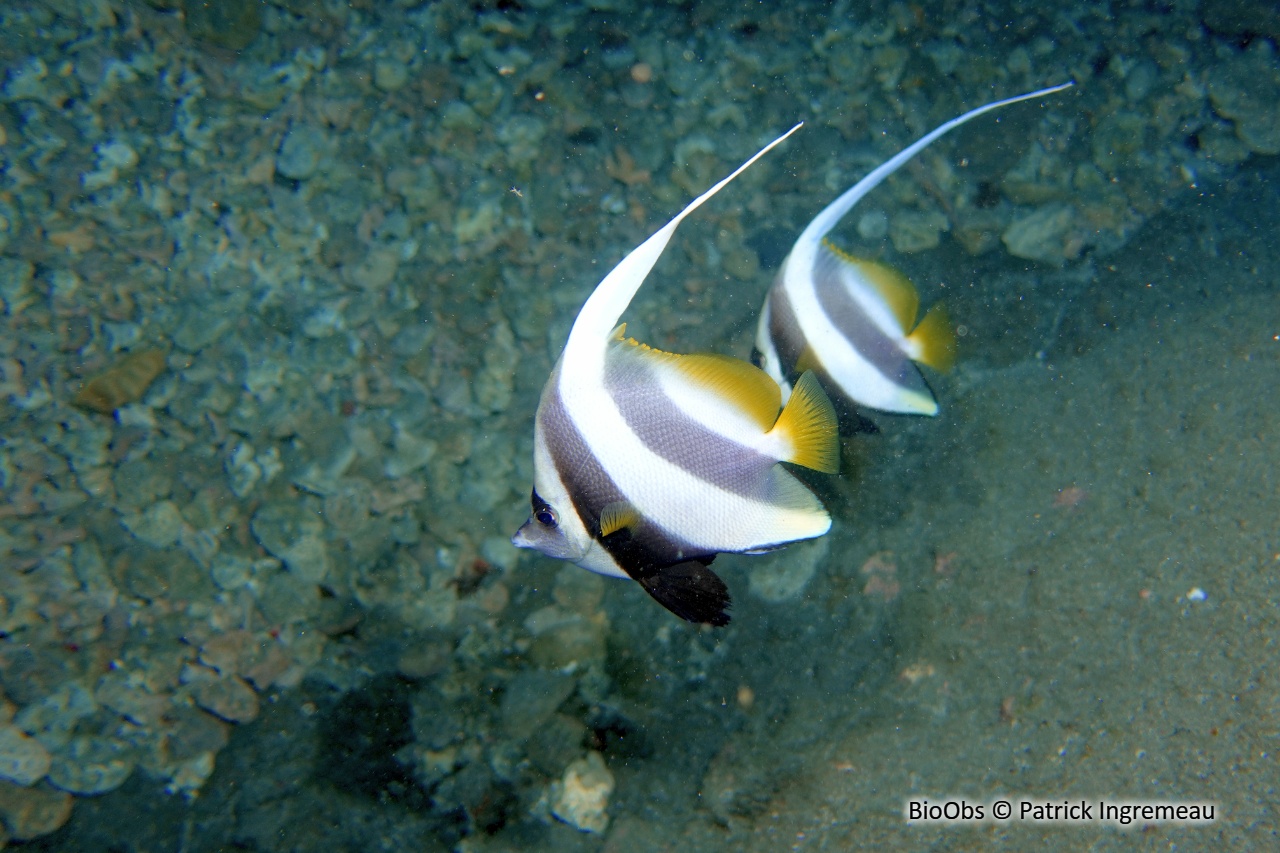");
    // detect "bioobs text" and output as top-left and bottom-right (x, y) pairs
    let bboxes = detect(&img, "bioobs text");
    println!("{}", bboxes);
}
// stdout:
(906, 800), (984, 822)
